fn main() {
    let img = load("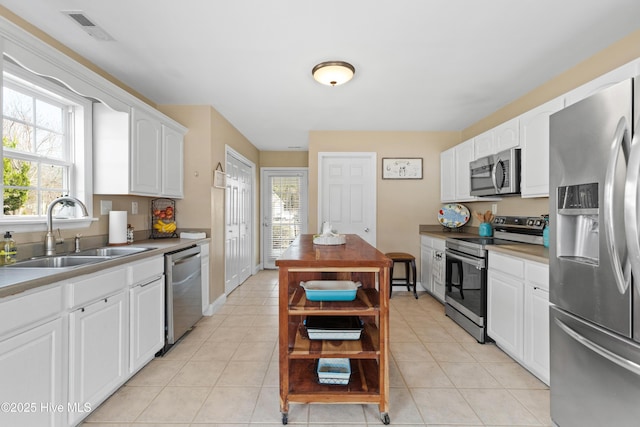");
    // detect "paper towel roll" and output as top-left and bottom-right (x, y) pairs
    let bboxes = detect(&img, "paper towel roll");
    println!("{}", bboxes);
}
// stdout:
(109, 211), (127, 245)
